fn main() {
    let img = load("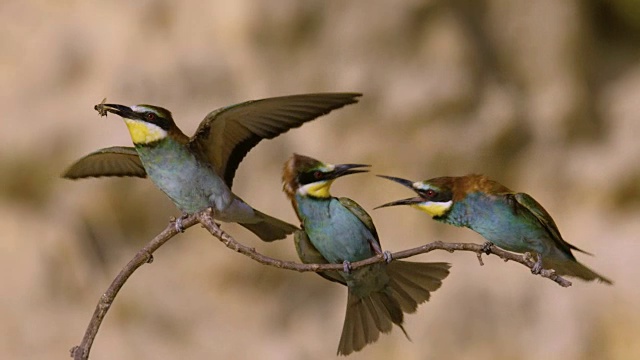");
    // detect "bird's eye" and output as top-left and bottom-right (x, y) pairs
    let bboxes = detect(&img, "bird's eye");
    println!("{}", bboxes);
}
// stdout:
(313, 171), (323, 179)
(145, 112), (156, 121)
(425, 189), (437, 198)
